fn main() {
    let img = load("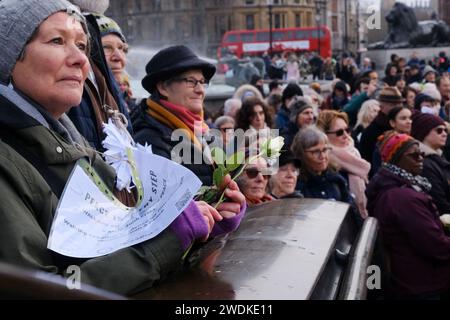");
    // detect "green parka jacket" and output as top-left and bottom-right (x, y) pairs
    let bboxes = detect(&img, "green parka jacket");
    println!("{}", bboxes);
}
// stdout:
(0, 90), (184, 296)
